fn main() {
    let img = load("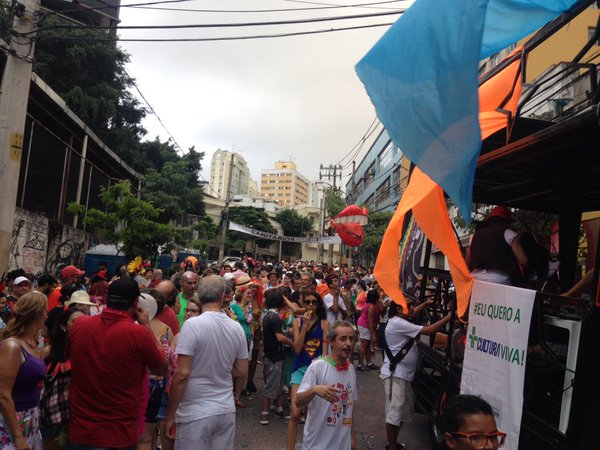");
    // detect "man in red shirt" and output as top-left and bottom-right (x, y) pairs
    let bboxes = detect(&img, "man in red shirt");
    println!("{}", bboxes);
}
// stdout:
(47, 265), (85, 311)
(67, 278), (167, 450)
